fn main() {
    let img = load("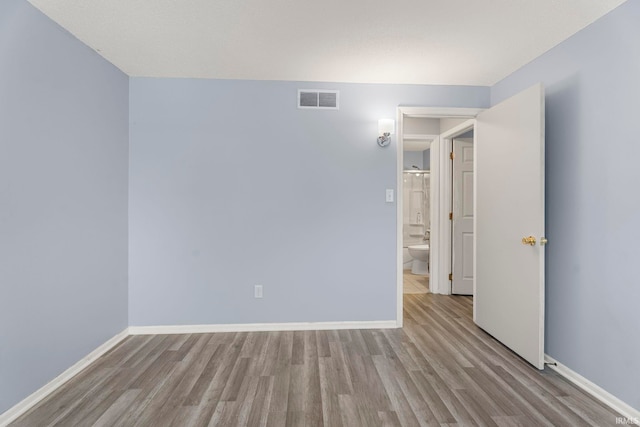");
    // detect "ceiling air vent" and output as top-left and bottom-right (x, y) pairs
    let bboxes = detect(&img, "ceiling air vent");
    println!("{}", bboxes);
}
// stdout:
(298, 90), (339, 109)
